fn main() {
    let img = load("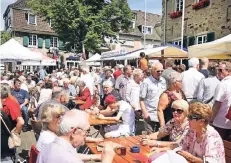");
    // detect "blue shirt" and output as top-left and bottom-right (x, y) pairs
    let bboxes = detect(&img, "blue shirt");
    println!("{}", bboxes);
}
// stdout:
(11, 89), (29, 105)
